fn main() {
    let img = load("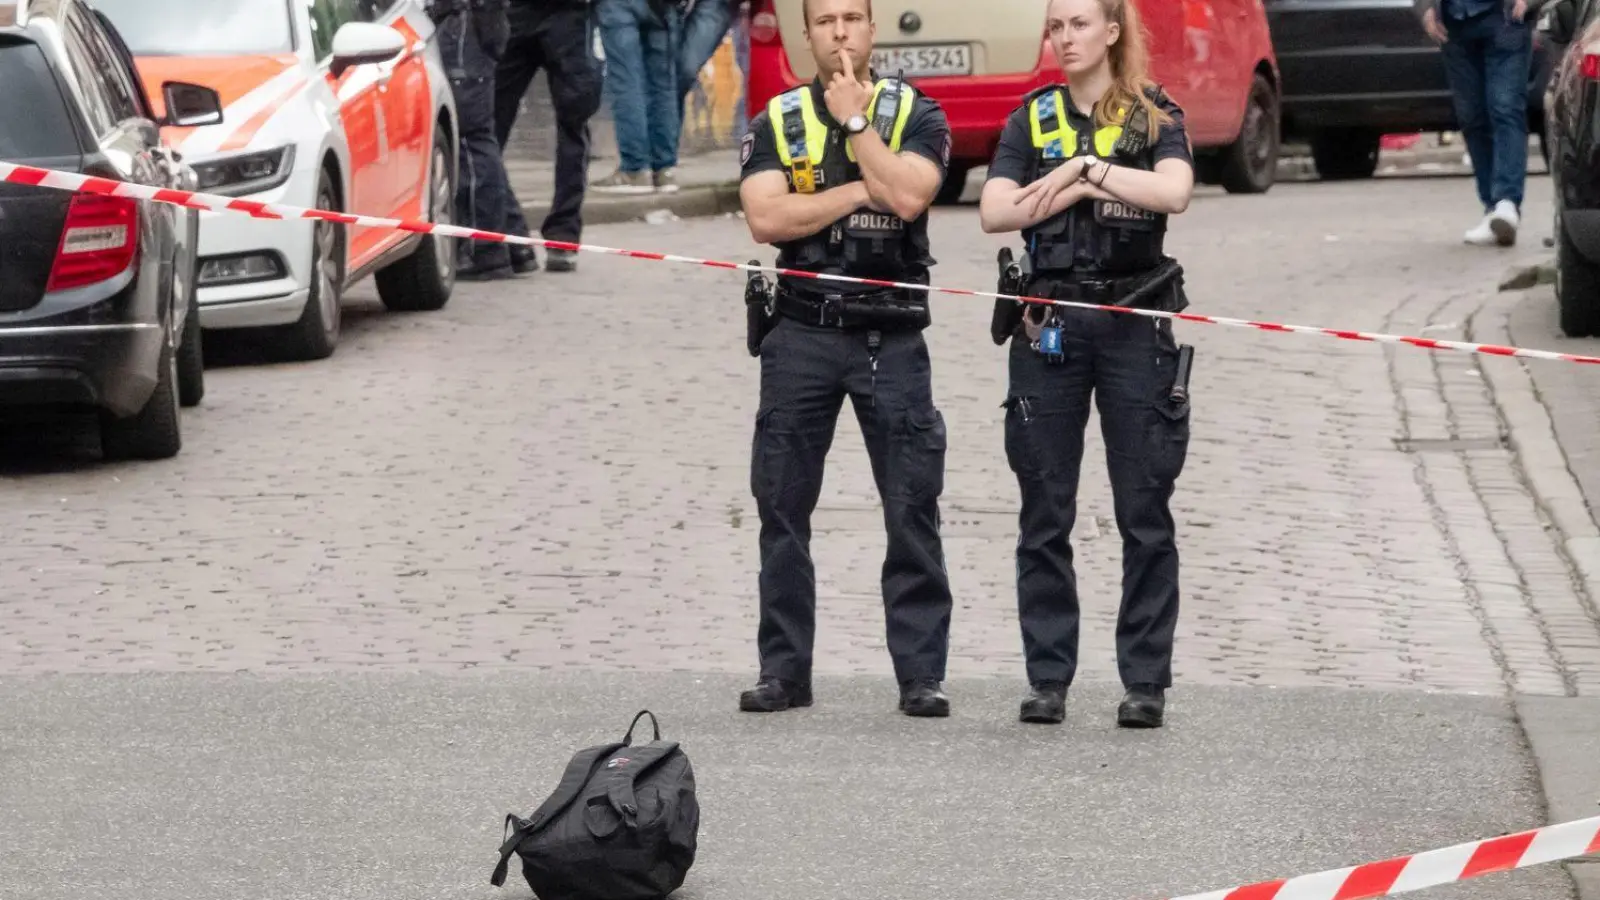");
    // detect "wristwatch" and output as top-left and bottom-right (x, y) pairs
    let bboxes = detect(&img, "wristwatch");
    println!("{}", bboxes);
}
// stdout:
(844, 114), (869, 135)
(1079, 156), (1101, 181)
